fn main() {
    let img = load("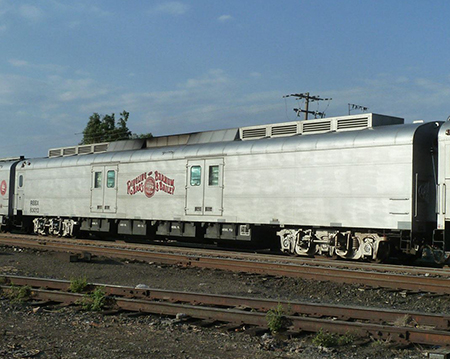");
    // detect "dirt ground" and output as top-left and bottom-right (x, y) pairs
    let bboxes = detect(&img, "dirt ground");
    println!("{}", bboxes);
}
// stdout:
(0, 245), (446, 358)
